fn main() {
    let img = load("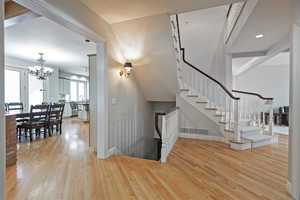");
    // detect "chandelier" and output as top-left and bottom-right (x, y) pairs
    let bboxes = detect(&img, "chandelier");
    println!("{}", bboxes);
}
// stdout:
(29, 53), (53, 80)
